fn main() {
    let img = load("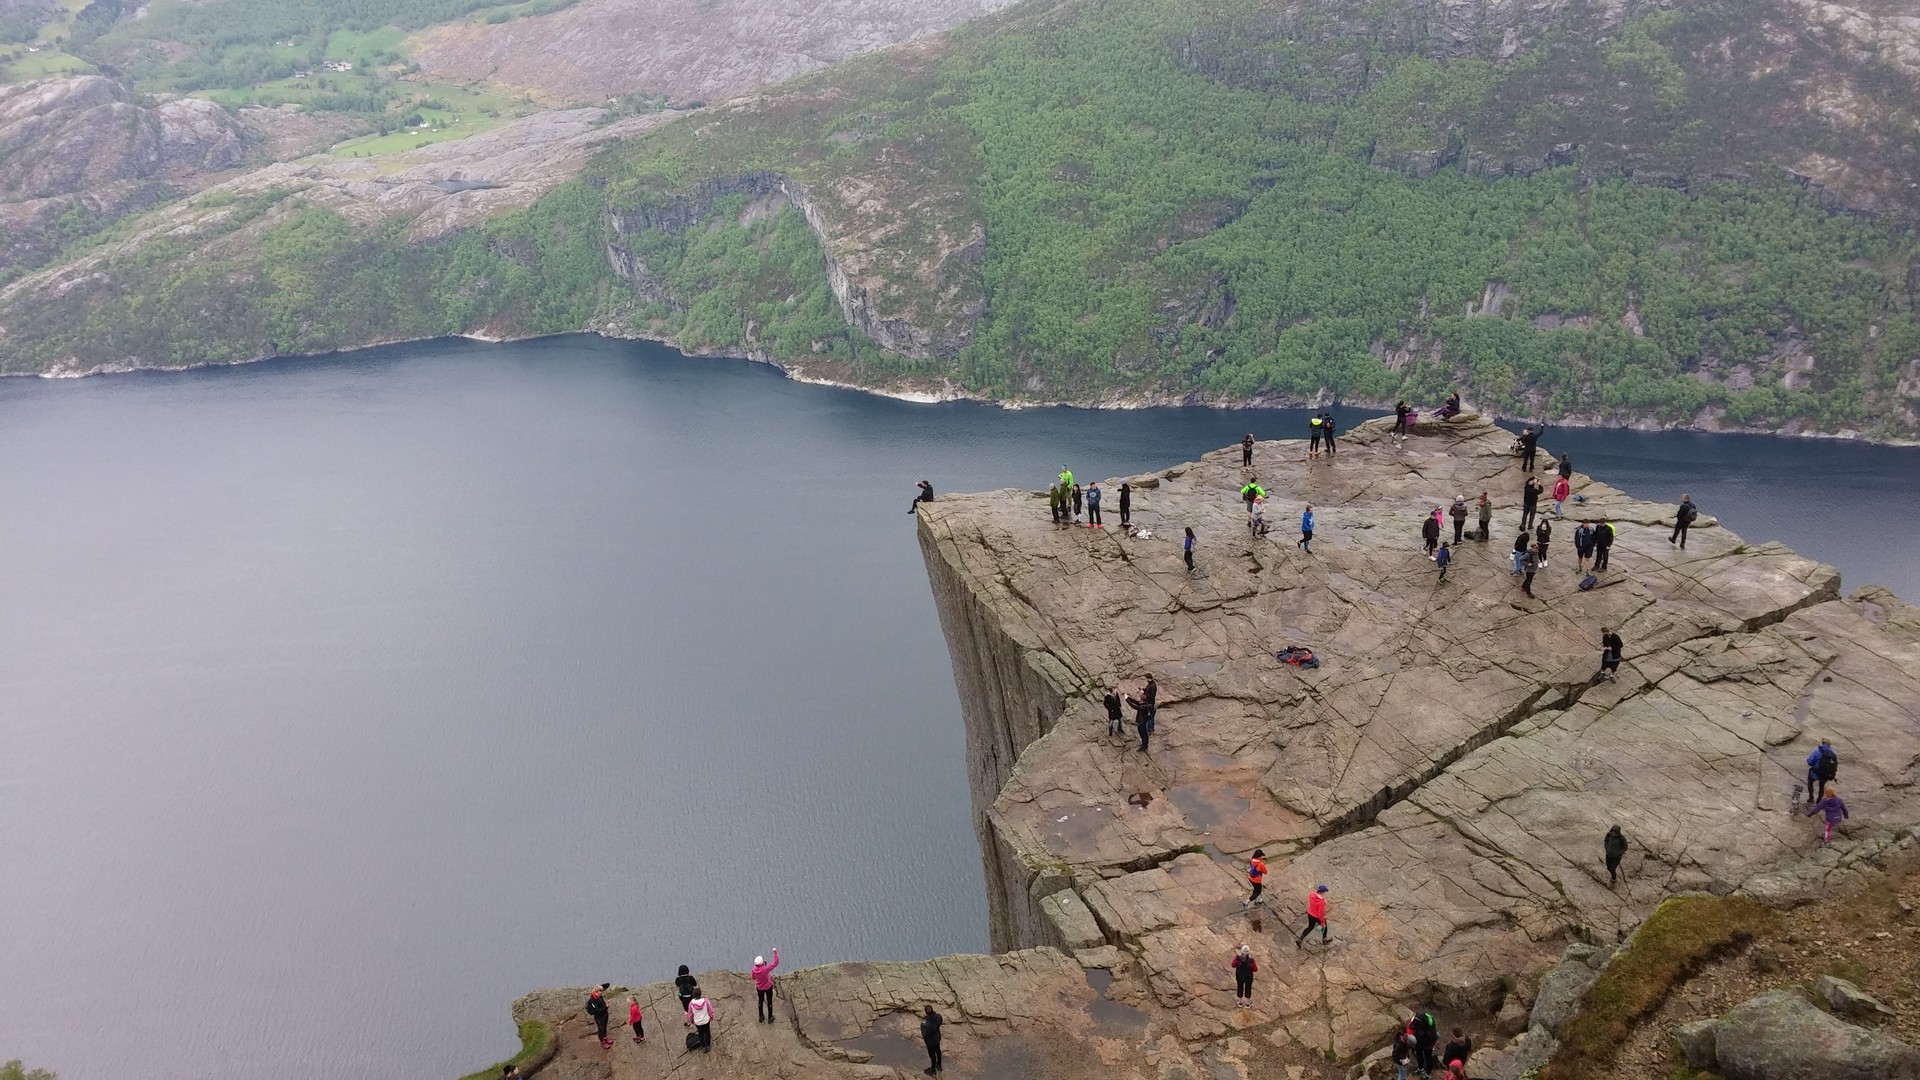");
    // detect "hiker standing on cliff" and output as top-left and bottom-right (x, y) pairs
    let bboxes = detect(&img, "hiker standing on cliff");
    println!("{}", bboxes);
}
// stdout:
(1117, 482), (1132, 528)
(1604, 825), (1628, 886)
(1551, 474), (1570, 518)
(1391, 1026), (1415, 1080)
(685, 986), (715, 1052)
(1087, 482), (1103, 527)
(1243, 433), (1255, 466)
(1243, 849), (1267, 909)
(1573, 521), (1595, 572)
(1071, 483), (1084, 524)
(1410, 1010), (1440, 1076)
(1295, 884), (1329, 948)
(1393, 401), (1413, 444)
(1184, 527), (1196, 574)
(1421, 510), (1441, 559)
(1103, 687), (1126, 737)
(1442, 1029), (1473, 1074)
(1520, 476), (1543, 531)
(1047, 482), (1063, 526)
(1671, 494), (1697, 549)
(1475, 492), (1492, 543)
(1806, 738), (1839, 804)
(627, 995), (645, 1043)
(920, 1005), (944, 1074)
(752, 948), (780, 1023)
(1592, 519), (1616, 571)
(586, 984), (611, 1049)
(1534, 517), (1552, 568)
(1557, 452), (1573, 480)
(1520, 544), (1539, 597)
(1598, 626), (1623, 680)
(910, 480), (933, 515)
(1449, 496), (1468, 545)
(1308, 414), (1324, 458)
(1299, 506), (1315, 553)
(1322, 412), (1338, 456)
(1130, 694), (1157, 752)
(1518, 425), (1539, 472)
(674, 965), (699, 1015)
(1059, 465), (1074, 491)
(1510, 528), (1530, 576)
(1230, 945), (1258, 1009)
(1250, 496), (1266, 539)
